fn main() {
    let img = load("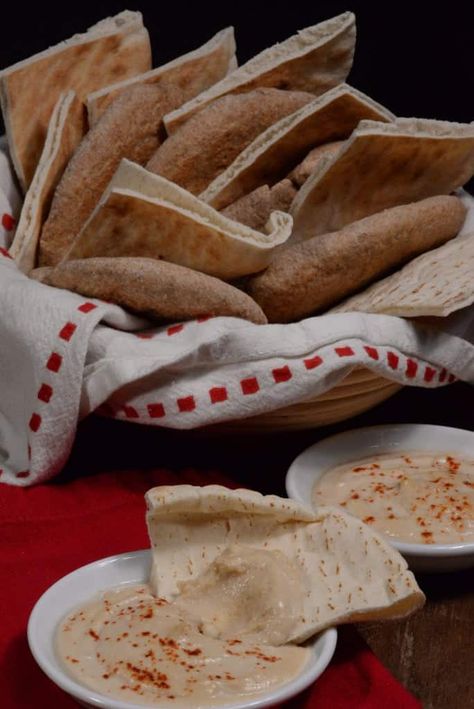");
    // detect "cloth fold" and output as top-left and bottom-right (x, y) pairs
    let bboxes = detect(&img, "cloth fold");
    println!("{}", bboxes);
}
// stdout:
(0, 465), (422, 708)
